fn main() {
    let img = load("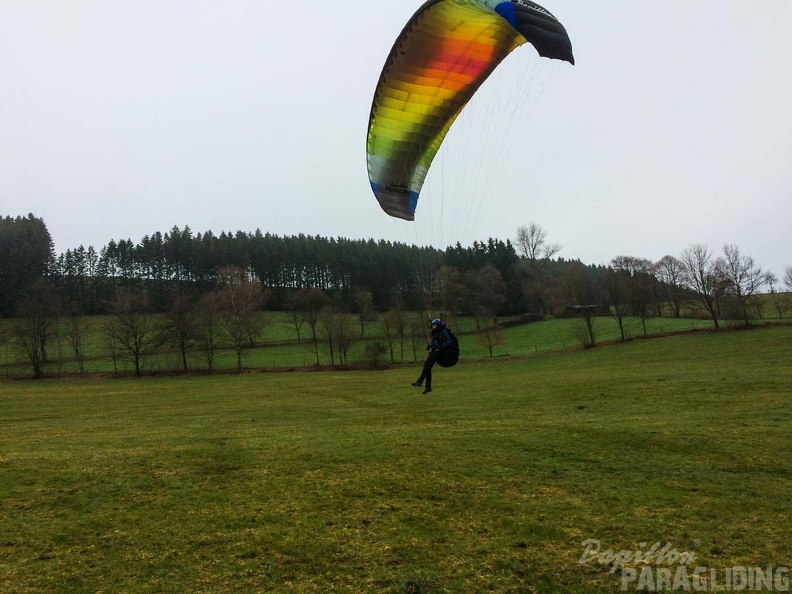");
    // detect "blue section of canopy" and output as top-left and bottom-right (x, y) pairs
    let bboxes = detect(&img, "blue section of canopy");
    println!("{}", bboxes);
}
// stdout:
(494, 2), (517, 28)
